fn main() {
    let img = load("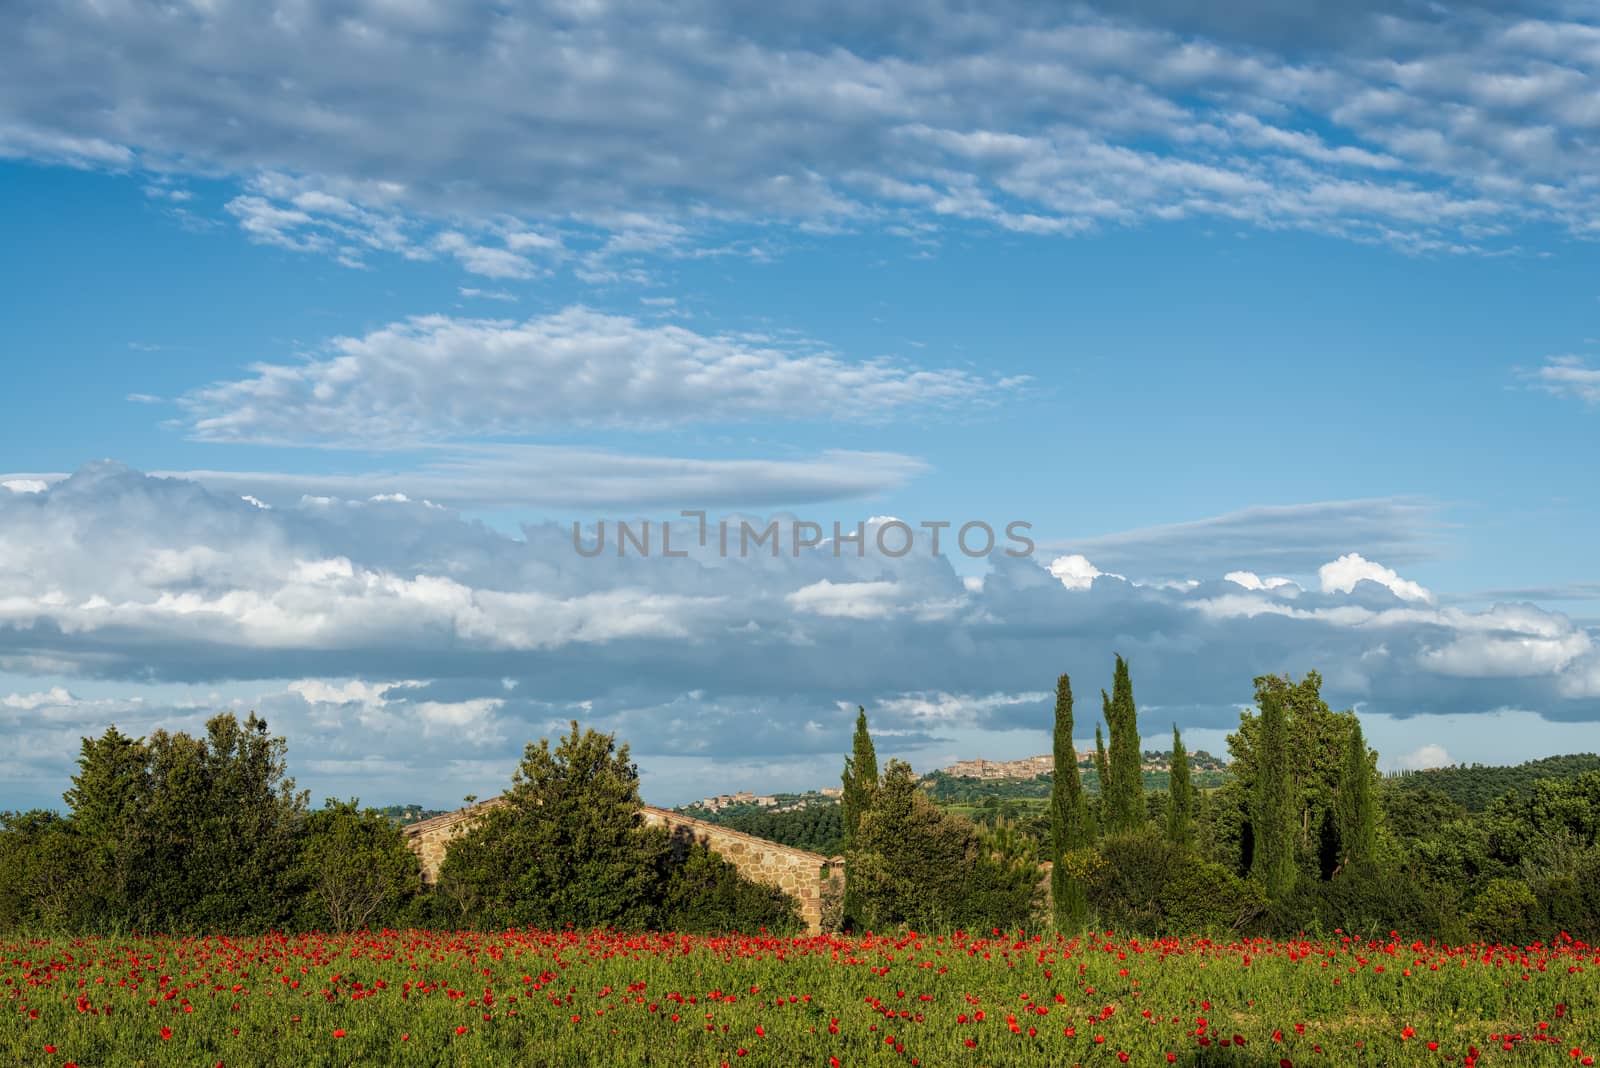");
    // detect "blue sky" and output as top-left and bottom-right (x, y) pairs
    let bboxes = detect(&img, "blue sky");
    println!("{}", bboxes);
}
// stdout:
(2, 0), (1598, 810)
